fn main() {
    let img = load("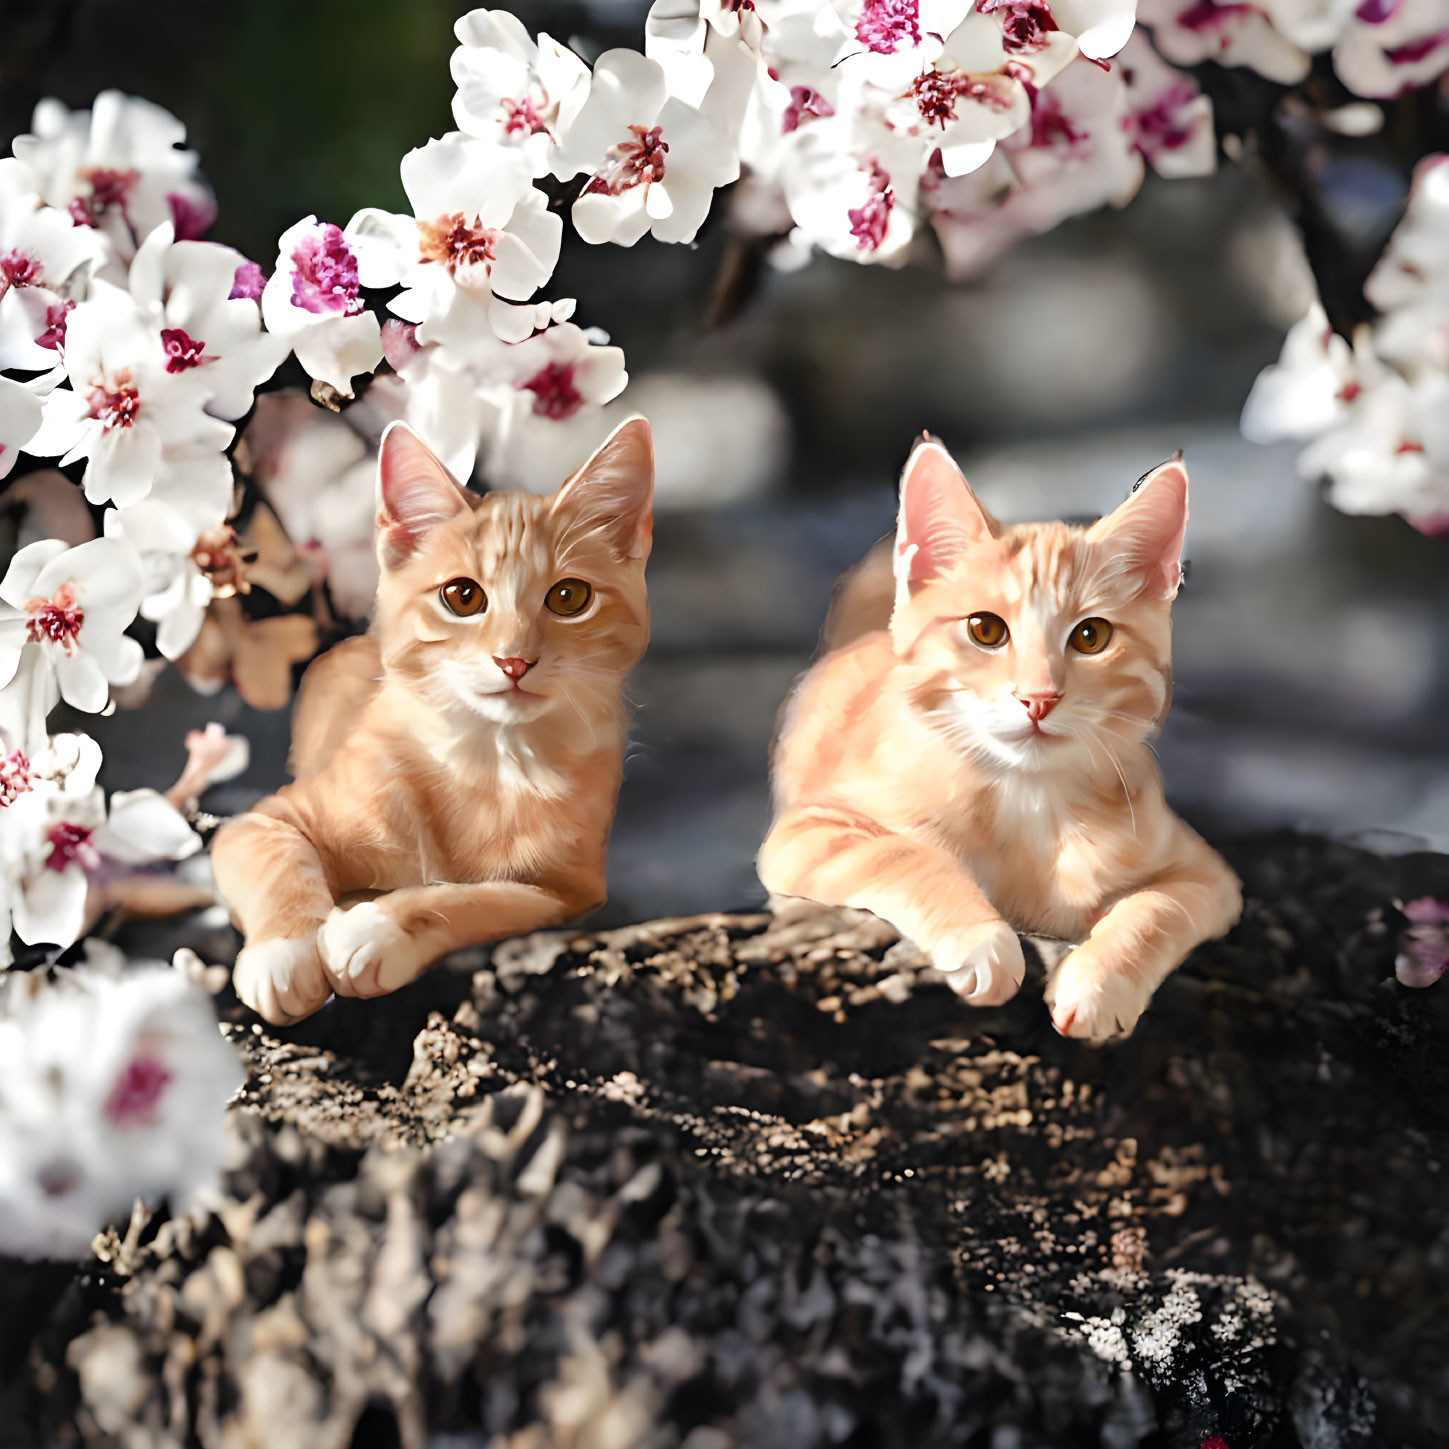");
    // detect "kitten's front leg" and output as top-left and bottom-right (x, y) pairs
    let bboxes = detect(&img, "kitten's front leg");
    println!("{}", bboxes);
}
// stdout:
(212, 809), (337, 1026)
(758, 804), (1026, 1005)
(316, 880), (594, 999)
(1045, 835), (1242, 1043)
